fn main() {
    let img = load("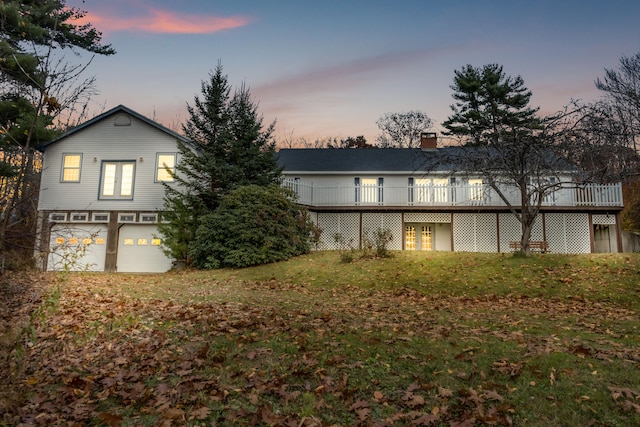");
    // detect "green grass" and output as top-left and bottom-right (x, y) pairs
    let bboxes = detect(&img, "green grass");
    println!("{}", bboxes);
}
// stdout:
(1, 251), (639, 426)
